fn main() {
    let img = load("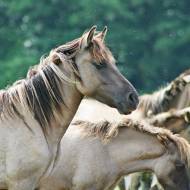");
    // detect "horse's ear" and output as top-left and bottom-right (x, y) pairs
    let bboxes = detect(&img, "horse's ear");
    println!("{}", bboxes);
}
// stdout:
(51, 53), (62, 65)
(87, 25), (97, 45)
(96, 26), (107, 41)
(81, 25), (97, 49)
